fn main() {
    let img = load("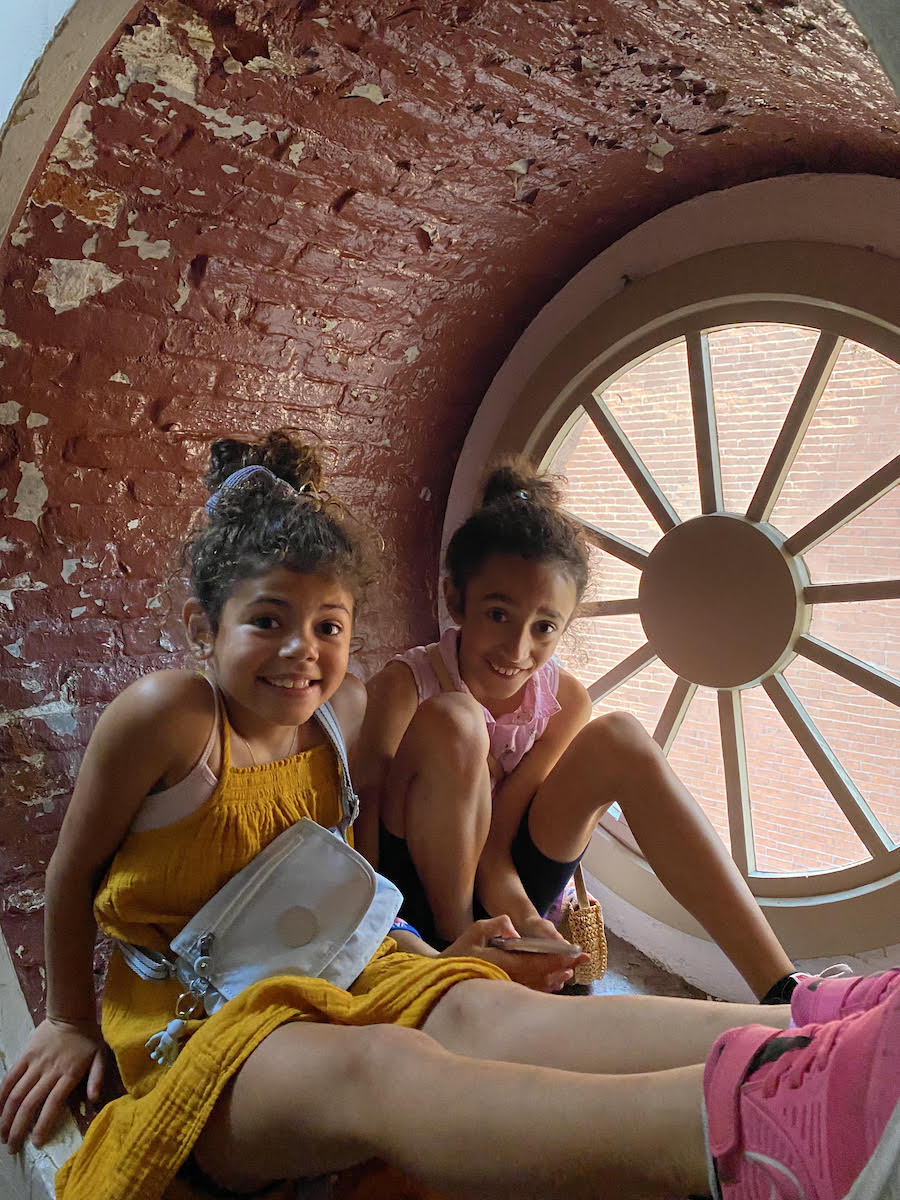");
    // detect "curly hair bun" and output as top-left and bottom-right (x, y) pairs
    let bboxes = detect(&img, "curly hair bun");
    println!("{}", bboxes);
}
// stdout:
(205, 428), (325, 495)
(479, 457), (562, 510)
